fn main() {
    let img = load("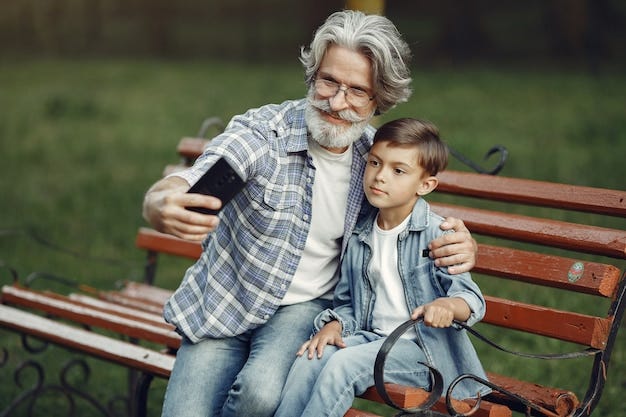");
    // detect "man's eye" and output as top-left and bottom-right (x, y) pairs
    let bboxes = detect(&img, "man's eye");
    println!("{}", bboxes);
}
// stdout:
(349, 88), (368, 98)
